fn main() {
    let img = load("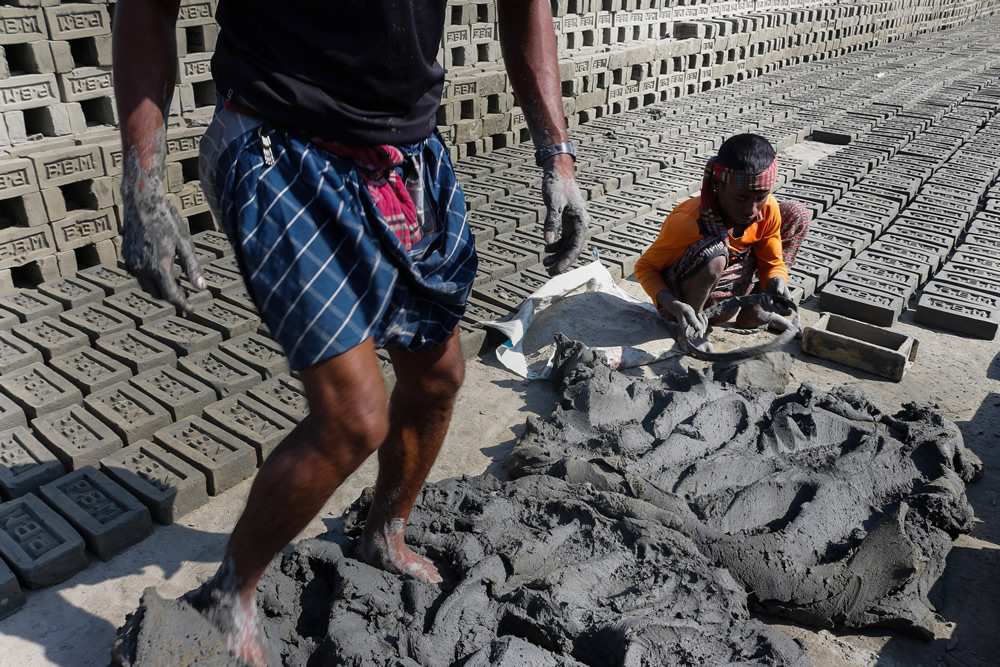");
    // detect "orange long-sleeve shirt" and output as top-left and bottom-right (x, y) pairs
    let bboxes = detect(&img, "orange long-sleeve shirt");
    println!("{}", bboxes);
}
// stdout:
(634, 194), (789, 302)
